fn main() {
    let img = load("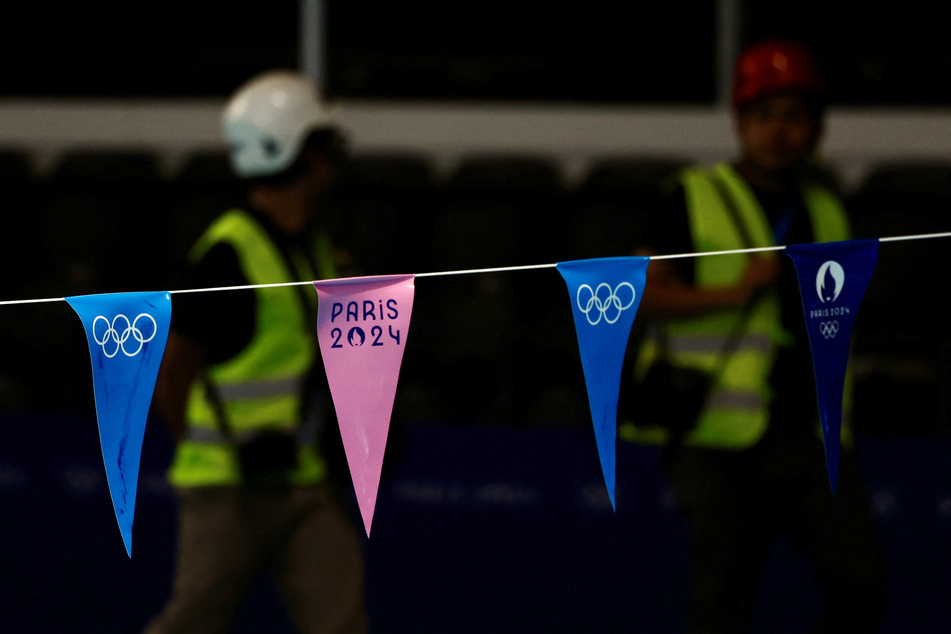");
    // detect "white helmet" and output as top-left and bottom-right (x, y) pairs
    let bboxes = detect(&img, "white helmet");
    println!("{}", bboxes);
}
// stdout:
(222, 70), (337, 178)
